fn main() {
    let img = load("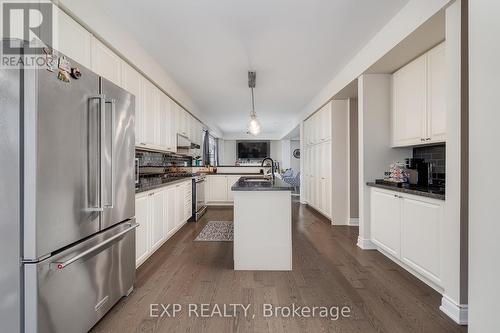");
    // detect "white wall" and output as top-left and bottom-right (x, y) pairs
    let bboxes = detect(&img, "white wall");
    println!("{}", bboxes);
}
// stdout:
(219, 140), (283, 166)
(469, 1), (500, 331)
(280, 140), (291, 170)
(290, 140), (300, 174)
(219, 140), (237, 165)
(357, 74), (412, 248)
(438, 0), (468, 324)
(348, 98), (359, 220)
(331, 100), (349, 225)
(280, 0), (452, 139)
(270, 141), (282, 167)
